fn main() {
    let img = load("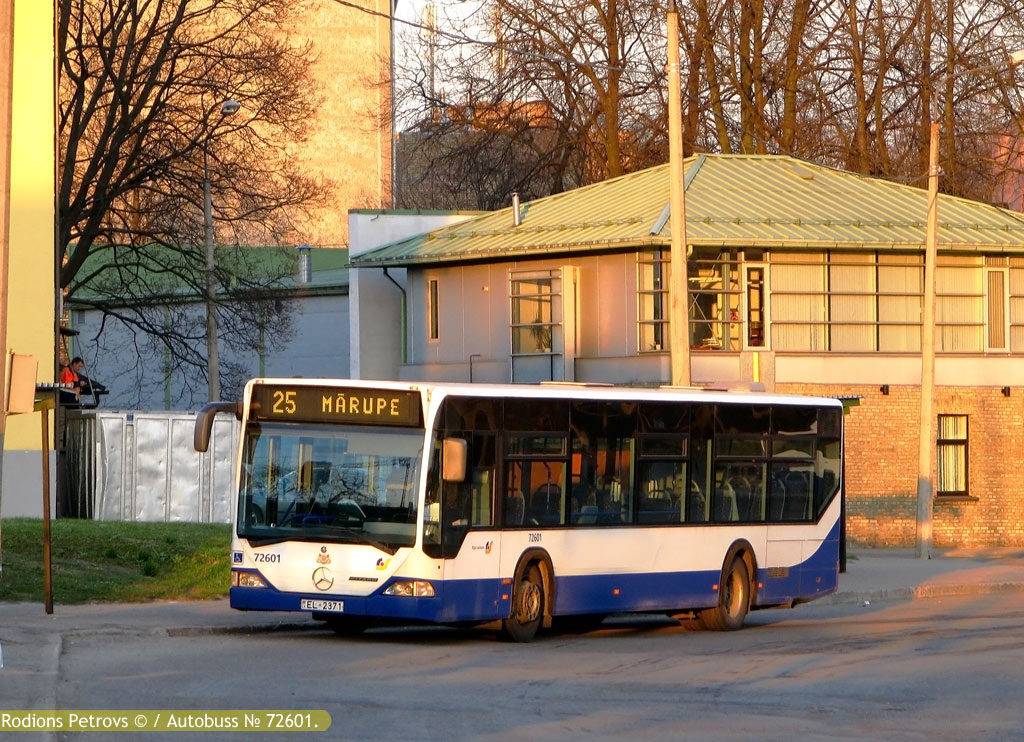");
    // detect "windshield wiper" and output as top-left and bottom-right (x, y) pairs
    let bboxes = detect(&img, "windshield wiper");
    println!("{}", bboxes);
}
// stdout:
(245, 528), (399, 554)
